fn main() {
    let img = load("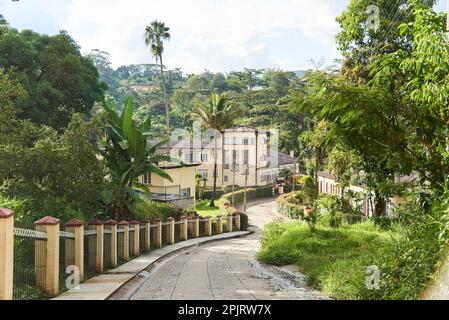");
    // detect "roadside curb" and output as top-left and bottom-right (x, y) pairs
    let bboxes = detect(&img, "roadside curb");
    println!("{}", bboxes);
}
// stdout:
(53, 230), (252, 300)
